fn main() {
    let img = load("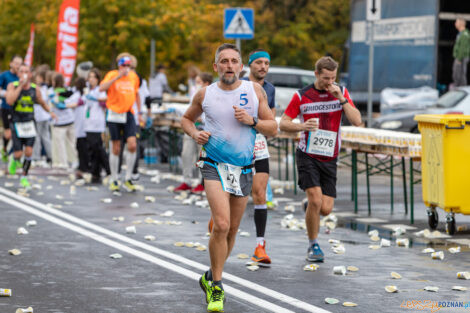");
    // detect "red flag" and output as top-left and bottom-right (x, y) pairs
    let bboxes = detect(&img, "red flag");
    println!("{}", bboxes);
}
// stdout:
(24, 24), (35, 66)
(55, 0), (80, 86)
